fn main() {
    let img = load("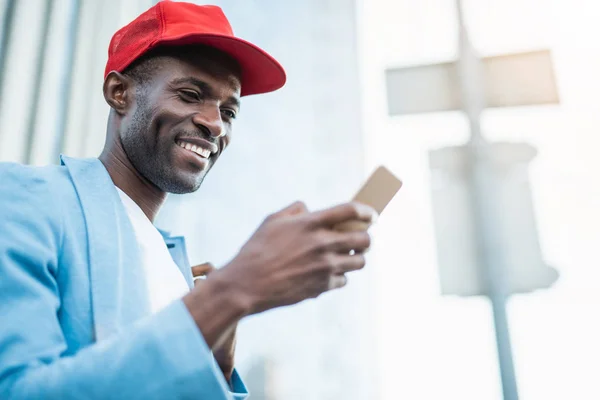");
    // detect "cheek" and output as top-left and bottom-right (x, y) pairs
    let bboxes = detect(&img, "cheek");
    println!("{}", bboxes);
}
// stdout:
(221, 134), (232, 150)
(152, 108), (186, 142)
(124, 105), (154, 144)
(155, 101), (196, 134)
(220, 130), (232, 150)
